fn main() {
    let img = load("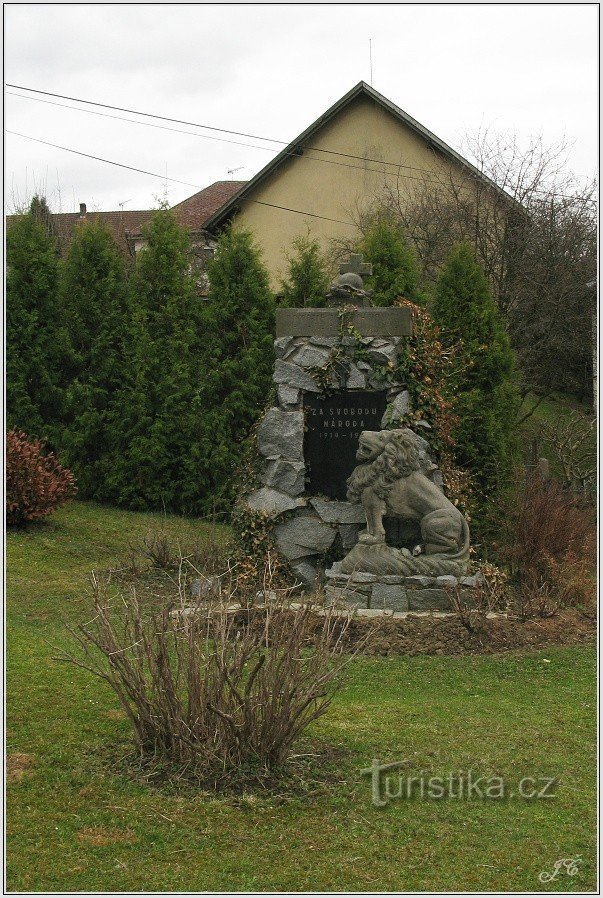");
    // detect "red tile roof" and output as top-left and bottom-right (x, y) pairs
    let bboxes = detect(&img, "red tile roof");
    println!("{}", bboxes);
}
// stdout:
(171, 180), (247, 230)
(5, 181), (246, 256)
